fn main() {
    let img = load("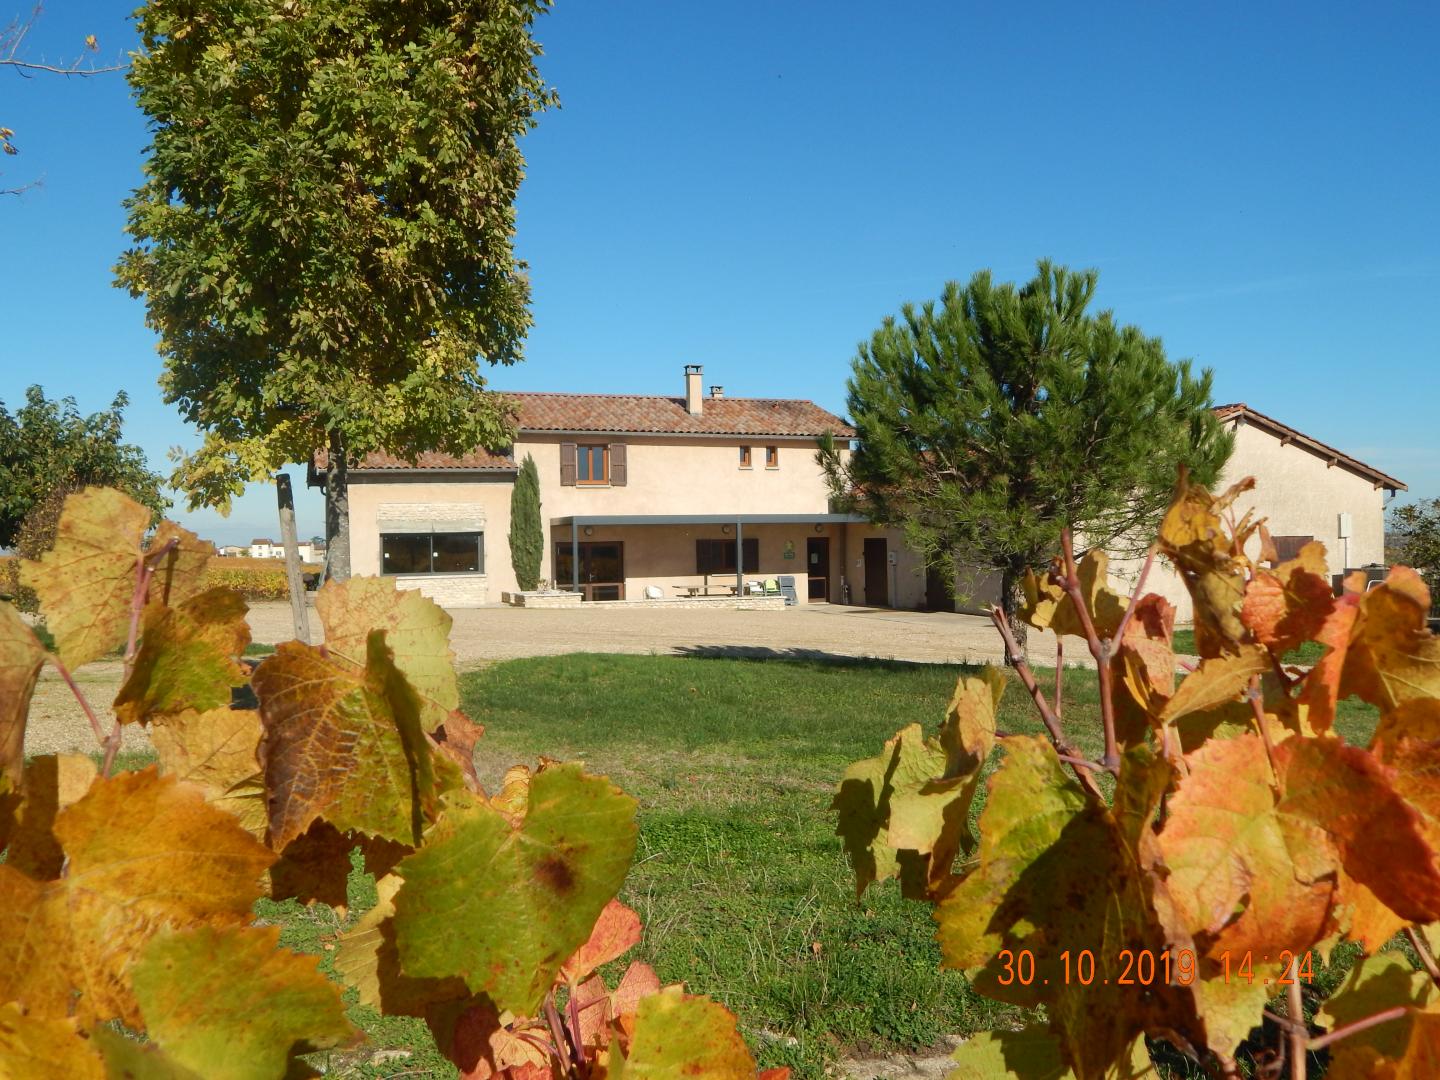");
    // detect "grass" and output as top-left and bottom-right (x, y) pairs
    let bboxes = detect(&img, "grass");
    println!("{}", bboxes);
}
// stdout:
(103, 653), (1383, 1077)
(1172, 627), (1326, 666)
